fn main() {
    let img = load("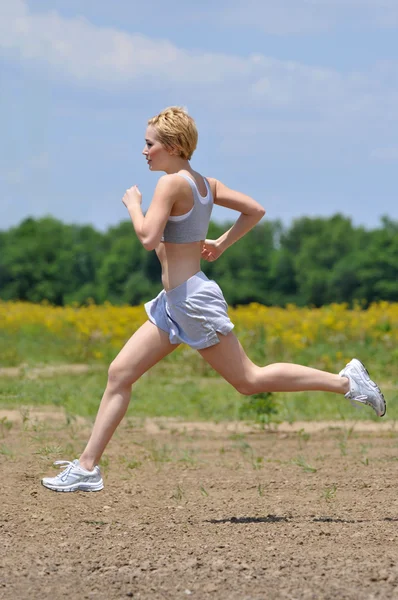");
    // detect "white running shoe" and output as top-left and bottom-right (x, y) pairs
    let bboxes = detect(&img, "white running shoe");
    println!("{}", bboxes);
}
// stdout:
(41, 459), (104, 492)
(339, 358), (386, 417)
